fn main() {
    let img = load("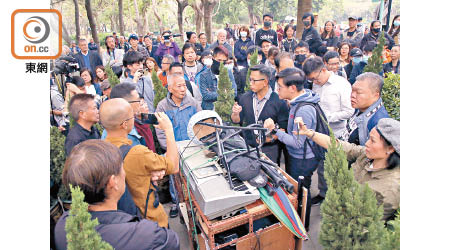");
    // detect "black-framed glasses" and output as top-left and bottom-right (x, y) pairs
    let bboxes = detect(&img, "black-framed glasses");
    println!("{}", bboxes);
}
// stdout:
(249, 78), (266, 83)
(309, 67), (324, 82)
(121, 116), (134, 125)
(128, 99), (144, 104)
